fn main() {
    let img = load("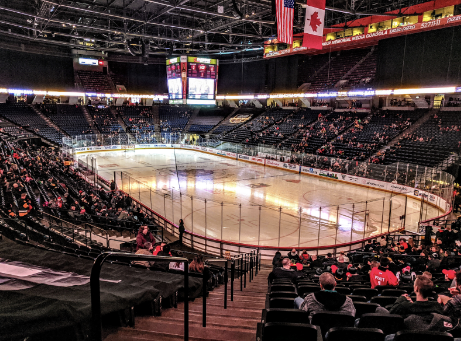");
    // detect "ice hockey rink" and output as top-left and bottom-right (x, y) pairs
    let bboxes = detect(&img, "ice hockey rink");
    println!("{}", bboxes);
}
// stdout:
(79, 149), (443, 248)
